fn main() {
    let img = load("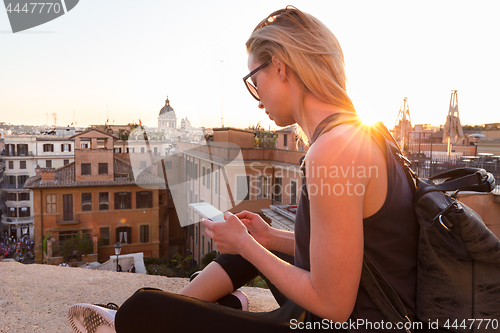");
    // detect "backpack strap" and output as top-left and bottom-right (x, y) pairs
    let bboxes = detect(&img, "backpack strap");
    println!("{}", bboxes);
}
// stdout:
(361, 255), (413, 333)
(414, 168), (496, 201)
